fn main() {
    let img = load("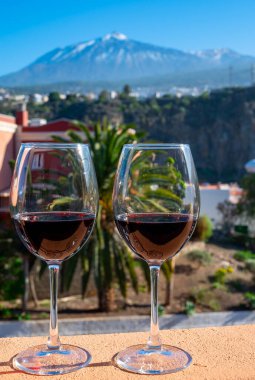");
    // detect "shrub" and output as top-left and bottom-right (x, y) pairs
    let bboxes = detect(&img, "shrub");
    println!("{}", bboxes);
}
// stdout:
(213, 266), (234, 286)
(234, 250), (255, 262)
(191, 287), (221, 311)
(208, 299), (221, 311)
(245, 259), (255, 274)
(187, 250), (212, 267)
(192, 215), (213, 242)
(158, 305), (165, 317)
(191, 287), (208, 304)
(184, 301), (196, 316)
(244, 292), (255, 309)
